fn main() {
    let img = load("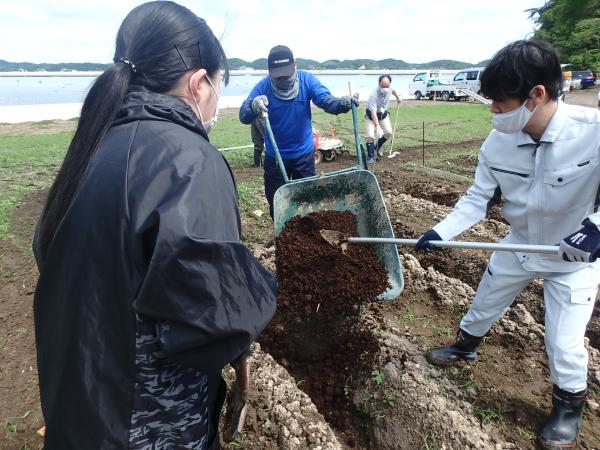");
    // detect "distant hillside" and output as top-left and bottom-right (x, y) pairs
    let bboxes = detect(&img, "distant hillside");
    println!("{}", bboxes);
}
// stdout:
(0, 59), (110, 72)
(0, 57), (488, 72)
(229, 57), (486, 70)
